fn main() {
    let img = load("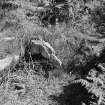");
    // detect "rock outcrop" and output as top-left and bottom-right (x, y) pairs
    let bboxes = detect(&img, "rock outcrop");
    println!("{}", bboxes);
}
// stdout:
(23, 37), (62, 67)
